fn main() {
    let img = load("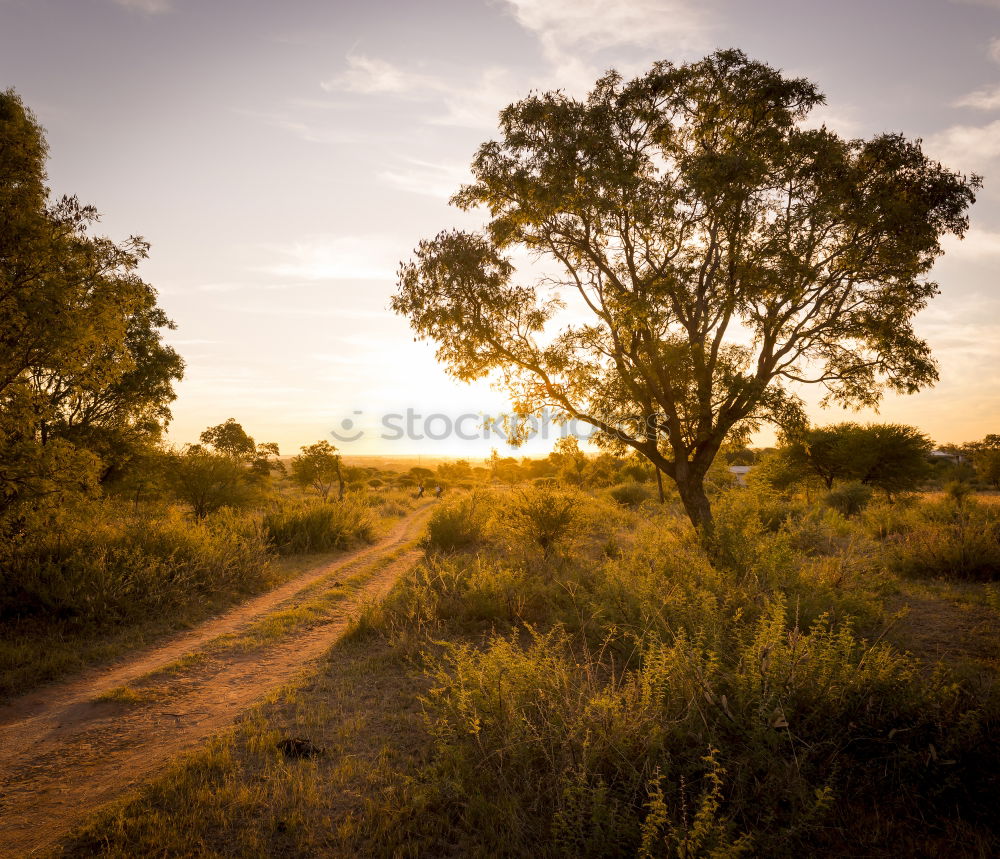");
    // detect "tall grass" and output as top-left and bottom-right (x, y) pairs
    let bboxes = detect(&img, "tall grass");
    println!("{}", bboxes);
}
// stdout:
(424, 492), (488, 552)
(354, 486), (1000, 856)
(0, 503), (272, 626)
(262, 498), (376, 554)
